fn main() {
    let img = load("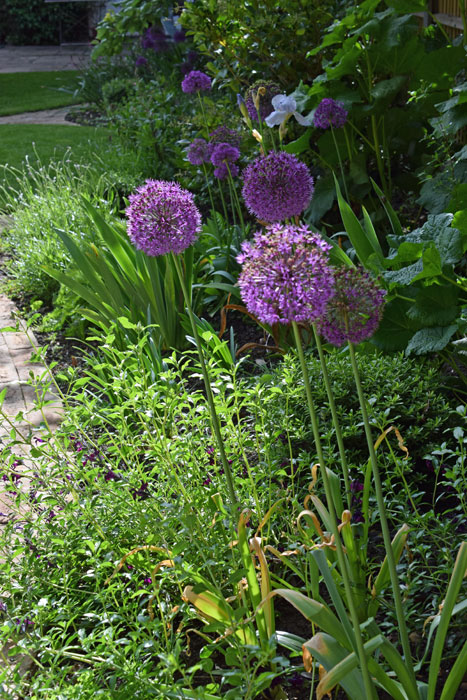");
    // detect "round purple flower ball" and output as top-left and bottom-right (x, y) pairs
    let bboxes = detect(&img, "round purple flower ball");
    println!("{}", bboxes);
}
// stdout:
(236, 223), (334, 325)
(245, 80), (281, 122)
(187, 138), (212, 165)
(135, 55), (148, 67)
(209, 125), (241, 148)
(316, 266), (386, 345)
(181, 70), (212, 93)
(313, 98), (348, 129)
(210, 142), (240, 180)
(242, 151), (314, 223)
(126, 180), (201, 257)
